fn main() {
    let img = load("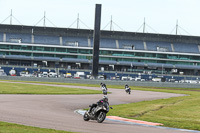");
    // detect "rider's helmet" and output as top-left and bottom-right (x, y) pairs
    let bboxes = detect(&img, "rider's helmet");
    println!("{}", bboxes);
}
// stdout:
(103, 95), (108, 102)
